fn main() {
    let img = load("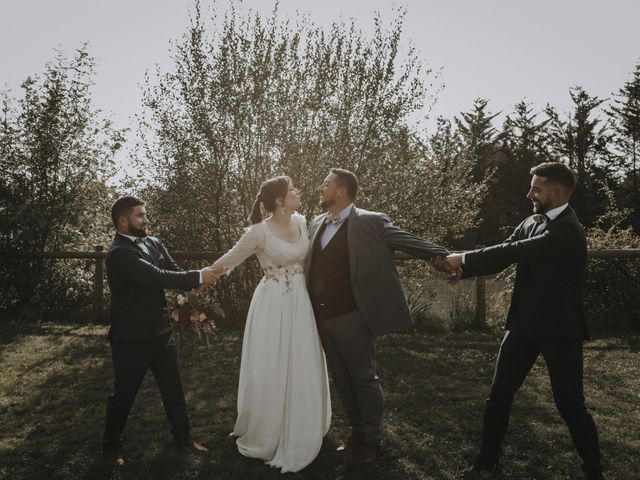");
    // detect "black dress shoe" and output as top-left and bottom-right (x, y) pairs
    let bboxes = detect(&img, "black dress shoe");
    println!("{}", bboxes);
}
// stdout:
(460, 462), (500, 479)
(581, 463), (604, 480)
(102, 446), (125, 466)
(348, 443), (382, 464)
